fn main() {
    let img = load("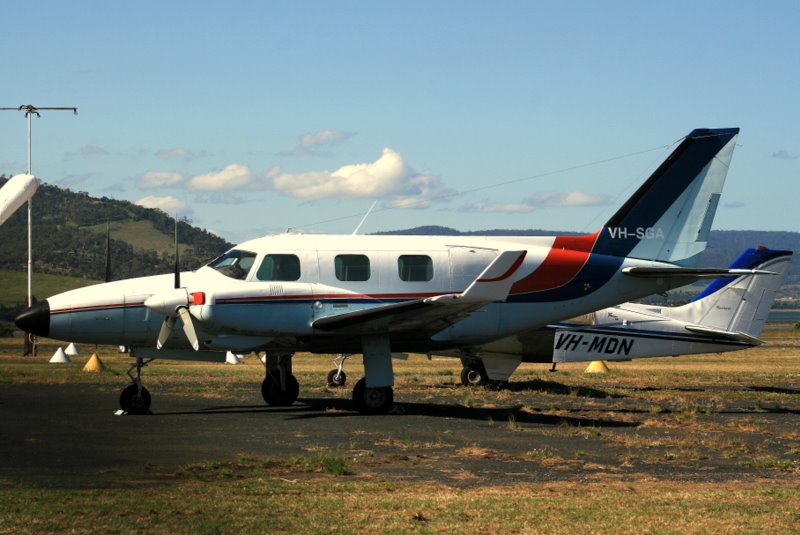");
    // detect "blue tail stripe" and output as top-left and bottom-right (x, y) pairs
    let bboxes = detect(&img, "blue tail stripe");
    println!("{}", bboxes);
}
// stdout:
(692, 247), (792, 301)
